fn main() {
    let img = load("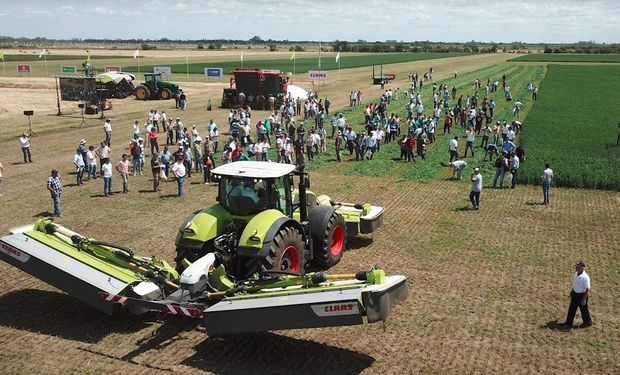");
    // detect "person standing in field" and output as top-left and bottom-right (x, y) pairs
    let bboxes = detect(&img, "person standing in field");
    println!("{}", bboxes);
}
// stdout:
(19, 133), (33, 163)
(509, 152), (520, 189)
(469, 167), (482, 210)
(73, 148), (85, 186)
(464, 127), (475, 157)
(151, 153), (162, 192)
(47, 169), (62, 217)
(562, 261), (592, 329)
(541, 162), (554, 205)
(116, 154), (131, 193)
(103, 119), (112, 146)
(101, 158), (113, 196)
(449, 136), (459, 162)
(171, 156), (186, 198)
